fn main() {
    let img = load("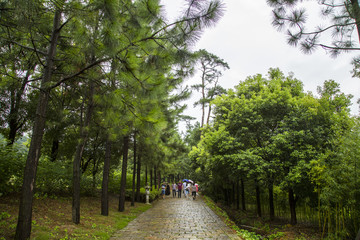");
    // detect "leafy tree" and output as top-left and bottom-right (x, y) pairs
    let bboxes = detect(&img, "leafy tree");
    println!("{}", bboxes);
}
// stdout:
(195, 67), (354, 230)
